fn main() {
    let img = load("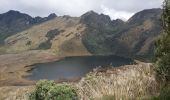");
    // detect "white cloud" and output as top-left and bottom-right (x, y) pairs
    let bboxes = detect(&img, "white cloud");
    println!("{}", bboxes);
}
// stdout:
(101, 5), (134, 21)
(0, 0), (163, 20)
